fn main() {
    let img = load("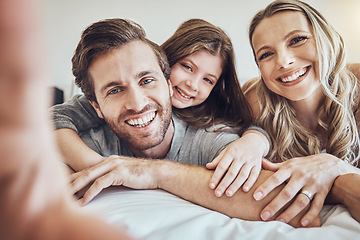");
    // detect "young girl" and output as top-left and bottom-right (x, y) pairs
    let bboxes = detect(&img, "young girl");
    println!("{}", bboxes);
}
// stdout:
(239, 0), (360, 226)
(52, 18), (270, 197)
